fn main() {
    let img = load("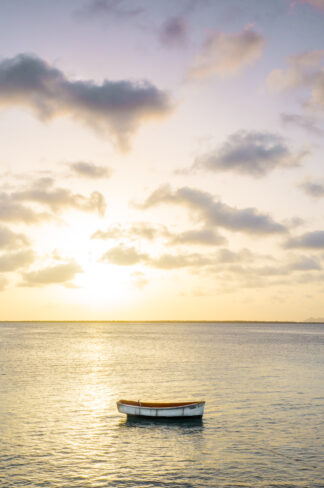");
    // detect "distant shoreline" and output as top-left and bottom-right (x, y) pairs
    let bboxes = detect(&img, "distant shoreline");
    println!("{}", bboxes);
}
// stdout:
(0, 320), (323, 324)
